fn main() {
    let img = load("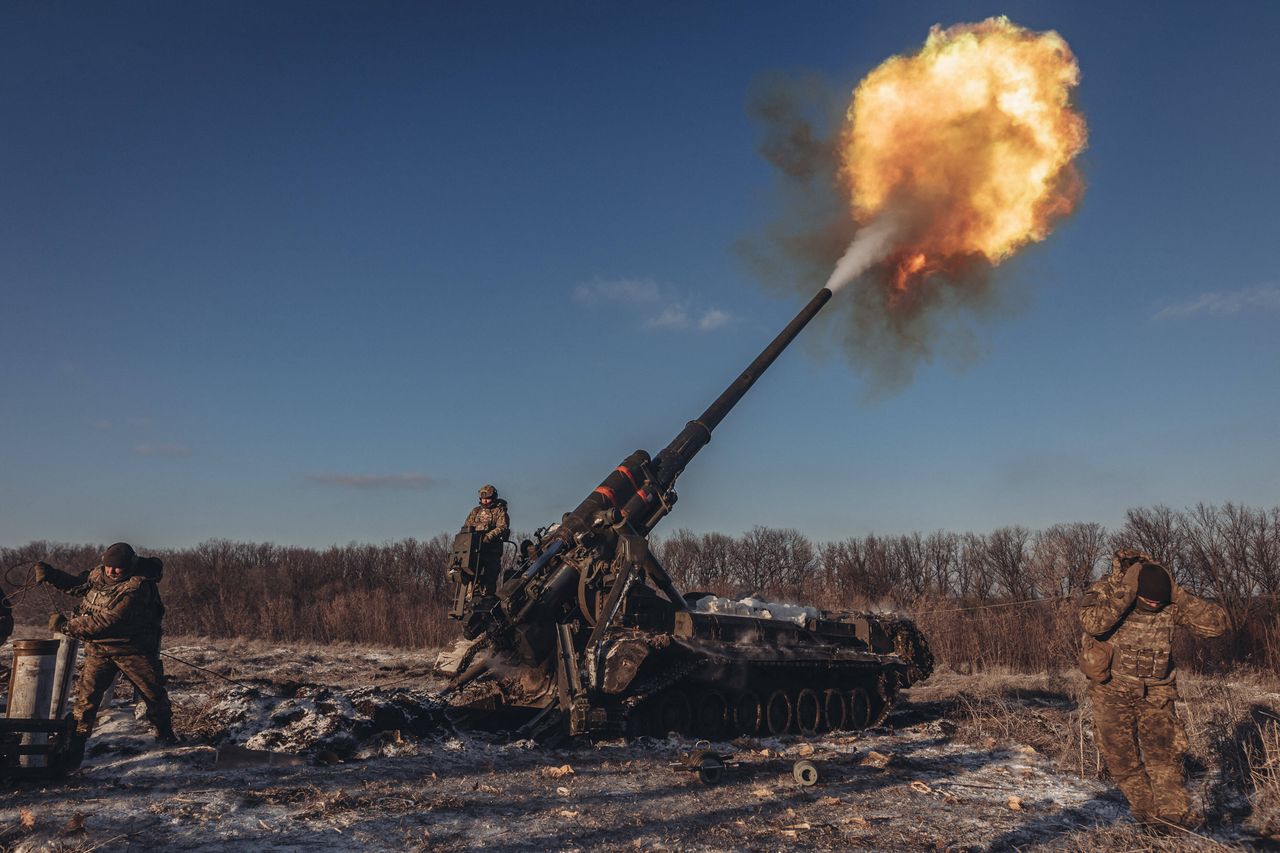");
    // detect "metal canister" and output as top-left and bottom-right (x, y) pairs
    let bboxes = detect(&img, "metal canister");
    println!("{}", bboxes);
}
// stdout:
(7, 639), (60, 767)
